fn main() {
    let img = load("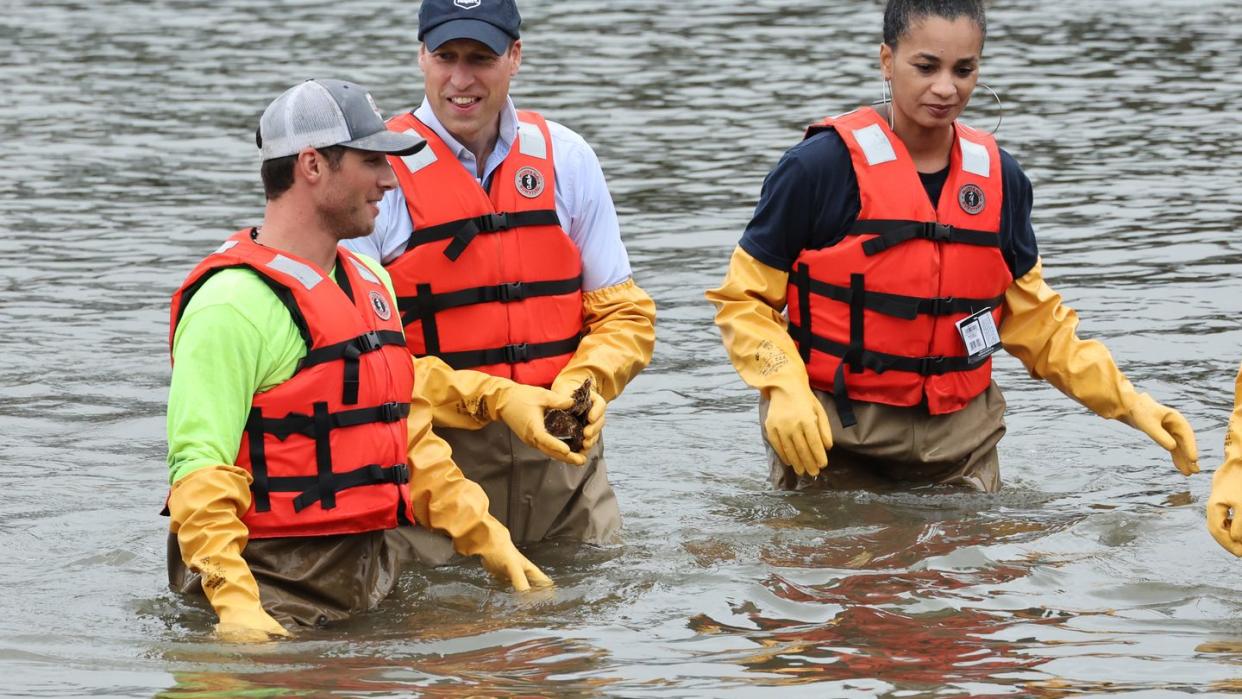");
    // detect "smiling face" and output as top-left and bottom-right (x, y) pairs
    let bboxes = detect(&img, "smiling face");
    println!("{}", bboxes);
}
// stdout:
(418, 37), (522, 157)
(313, 148), (398, 240)
(880, 15), (983, 135)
